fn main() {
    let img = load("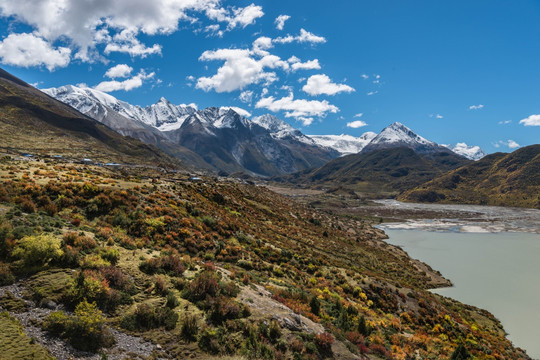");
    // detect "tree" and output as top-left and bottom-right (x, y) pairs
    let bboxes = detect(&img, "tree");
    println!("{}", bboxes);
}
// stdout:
(450, 344), (472, 360)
